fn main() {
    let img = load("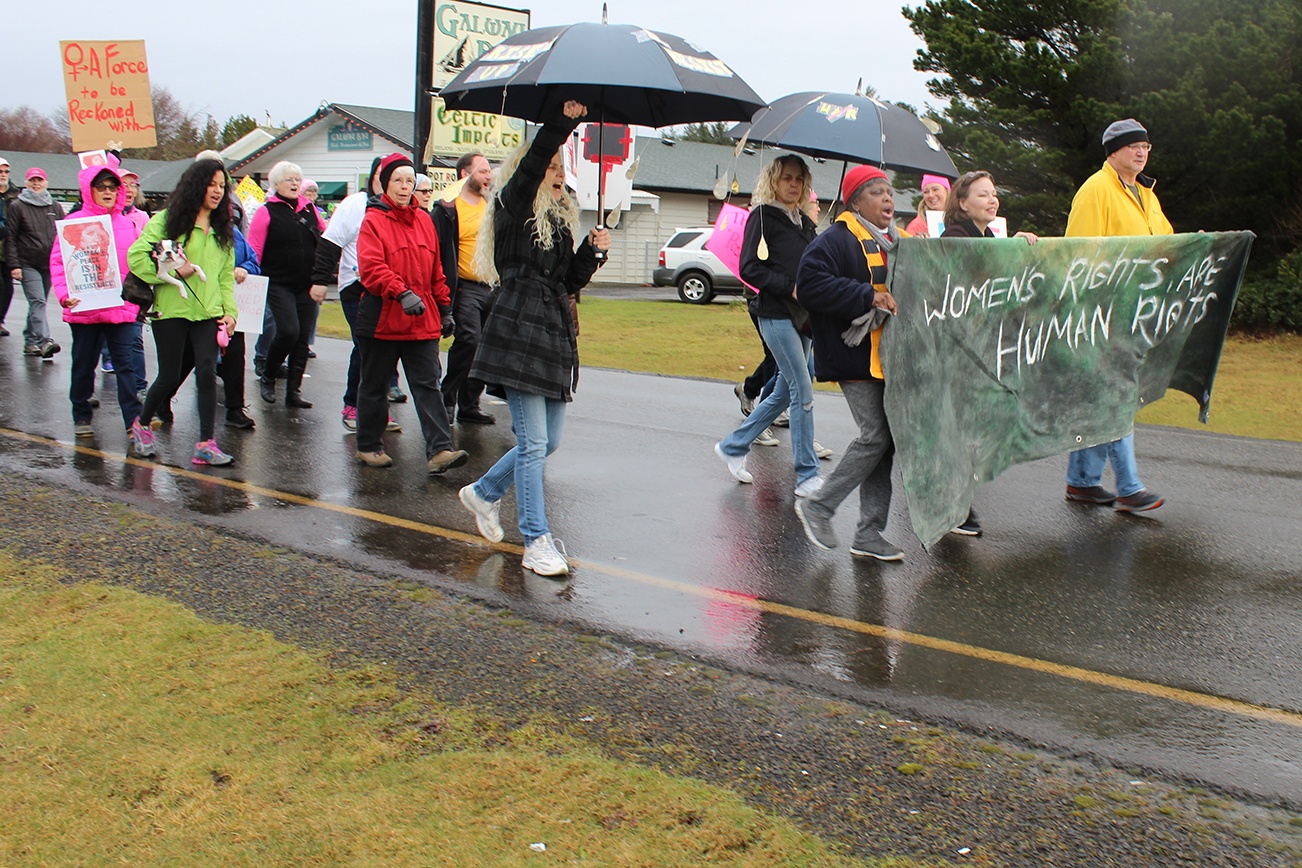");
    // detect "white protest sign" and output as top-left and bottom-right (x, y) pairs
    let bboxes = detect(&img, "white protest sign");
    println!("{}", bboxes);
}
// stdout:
(56, 214), (124, 312)
(233, 274), (269, 334)
(925, 210), (945, 238)
(565, 123), (635, 213)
